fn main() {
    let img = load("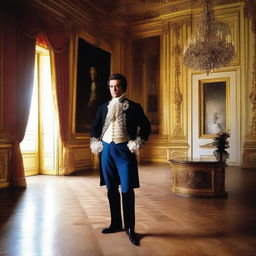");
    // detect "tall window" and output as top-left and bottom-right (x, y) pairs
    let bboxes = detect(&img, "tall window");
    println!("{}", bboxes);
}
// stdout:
(21, 45), (59, 175)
